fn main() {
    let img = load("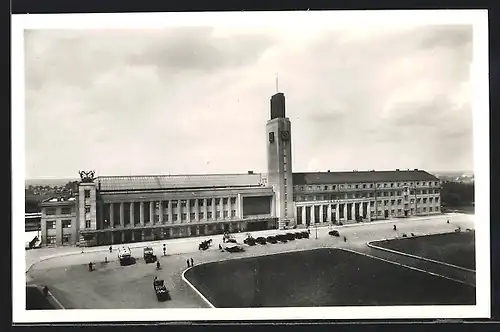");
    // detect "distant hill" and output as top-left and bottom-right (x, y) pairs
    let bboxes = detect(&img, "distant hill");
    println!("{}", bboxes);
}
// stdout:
(25, 178), (79, 188)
